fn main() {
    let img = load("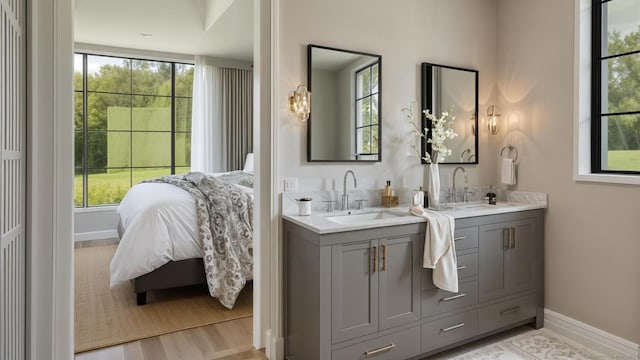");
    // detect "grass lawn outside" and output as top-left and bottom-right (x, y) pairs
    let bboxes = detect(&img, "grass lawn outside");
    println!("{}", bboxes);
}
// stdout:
(74, 167), (190, 206)
(607, 150), (640, 172)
